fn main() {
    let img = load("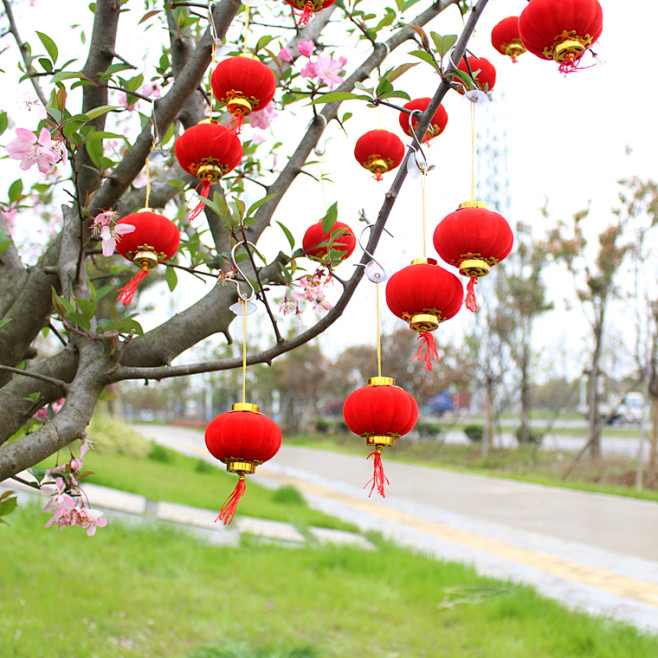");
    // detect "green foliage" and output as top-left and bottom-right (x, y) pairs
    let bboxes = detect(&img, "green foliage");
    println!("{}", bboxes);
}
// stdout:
(86, 412), (151, 458)
(315, 418), (332, 434)
(0, 490), (18, 525)
(270, 485), (305, 507)
(189, 642), (320, 658)
(417, 420), (442, 437)
(464, 424), (484, 442)
(515, 426), (544, 445)
(148, 442), (173, 463)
